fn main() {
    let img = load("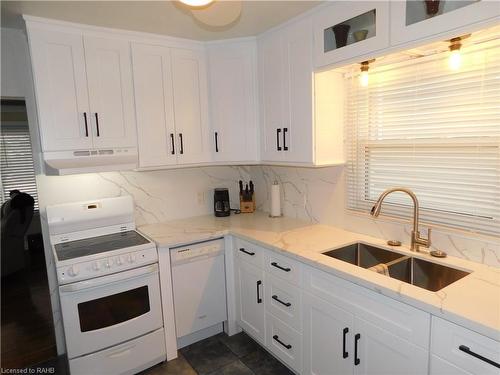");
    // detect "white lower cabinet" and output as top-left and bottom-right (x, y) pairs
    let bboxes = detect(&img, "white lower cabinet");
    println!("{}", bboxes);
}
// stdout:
(430, 355), (471, 375)
(430, 317), (500, 375)
(235, 258), (265, 344)
(266, 312), (302, 373)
